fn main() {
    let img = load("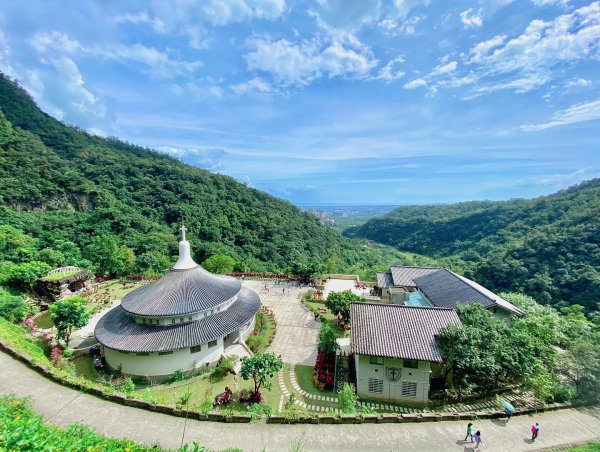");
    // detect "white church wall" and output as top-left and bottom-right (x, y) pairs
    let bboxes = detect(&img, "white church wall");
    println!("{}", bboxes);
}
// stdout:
(104, 337), (224, 378)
